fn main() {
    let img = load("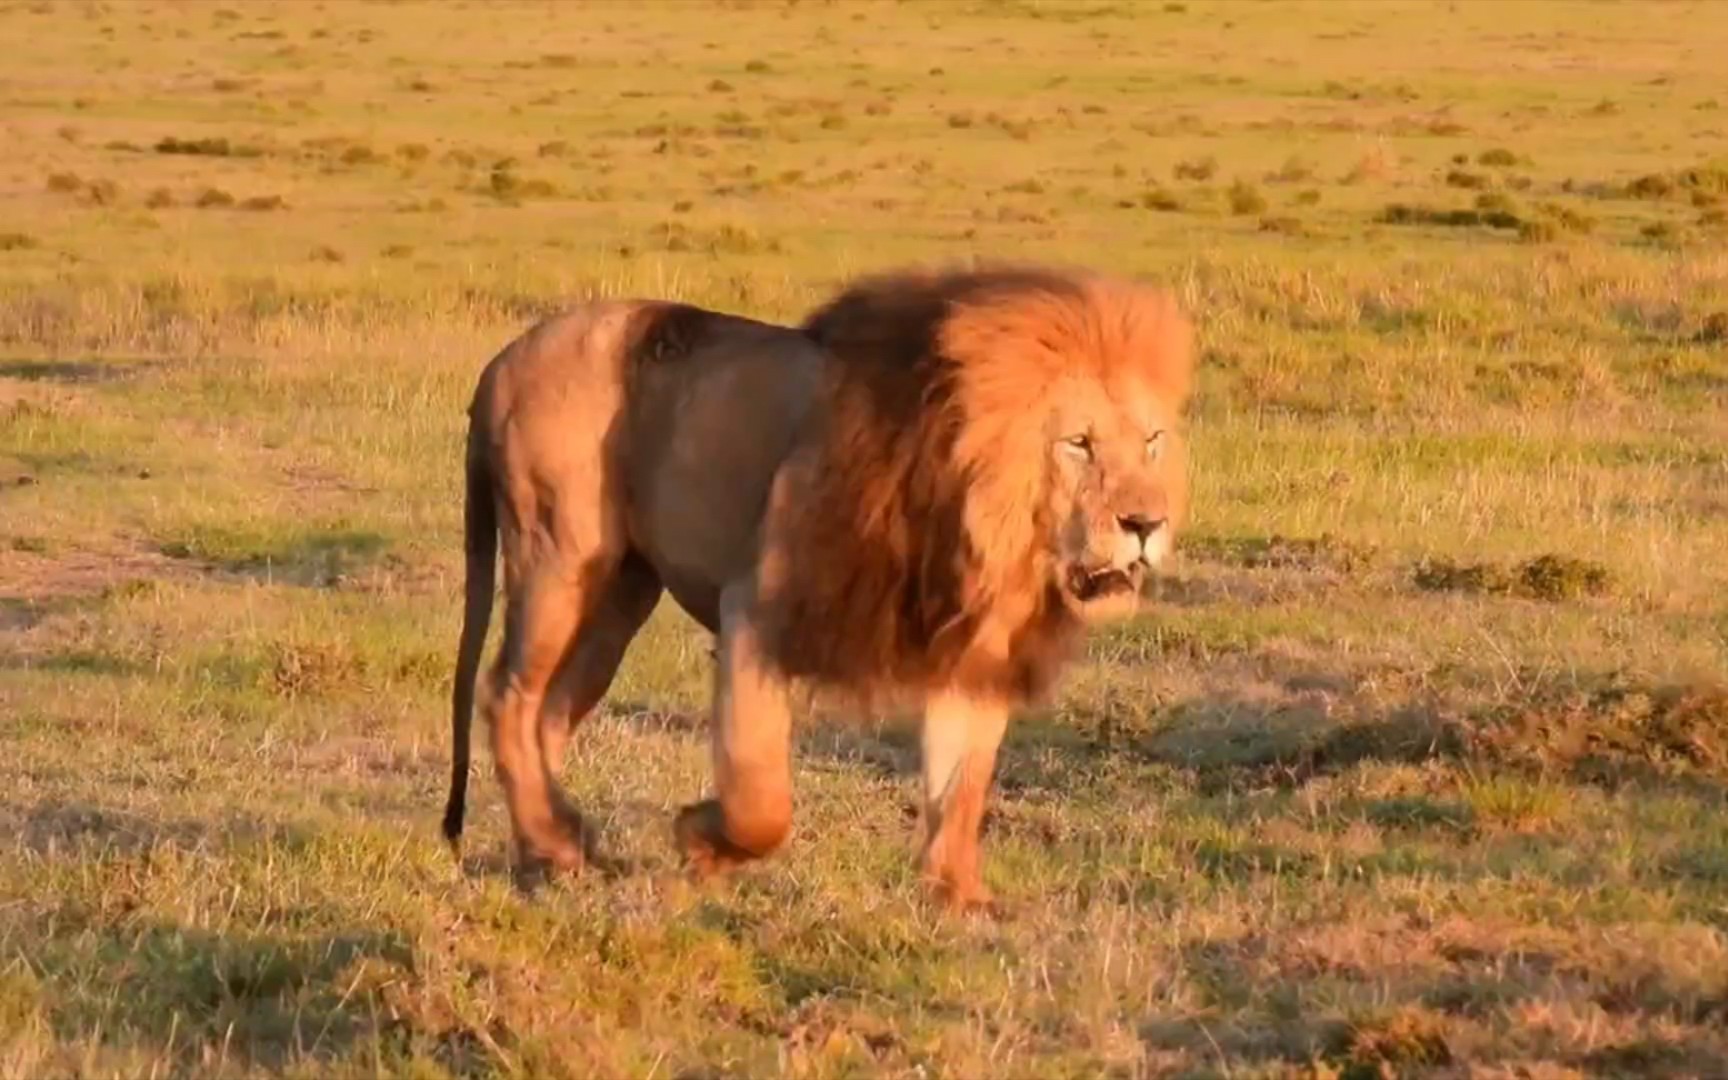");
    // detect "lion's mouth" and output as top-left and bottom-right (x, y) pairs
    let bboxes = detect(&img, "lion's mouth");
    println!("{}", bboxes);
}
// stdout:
(1067, 562), (1144, 602)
